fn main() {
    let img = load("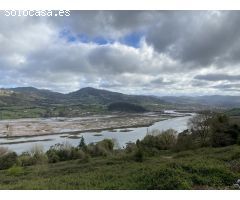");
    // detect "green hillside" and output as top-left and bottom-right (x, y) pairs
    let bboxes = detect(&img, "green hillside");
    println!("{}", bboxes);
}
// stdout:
(0, 87), (165, 119)
(0, 145), (239, 189)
